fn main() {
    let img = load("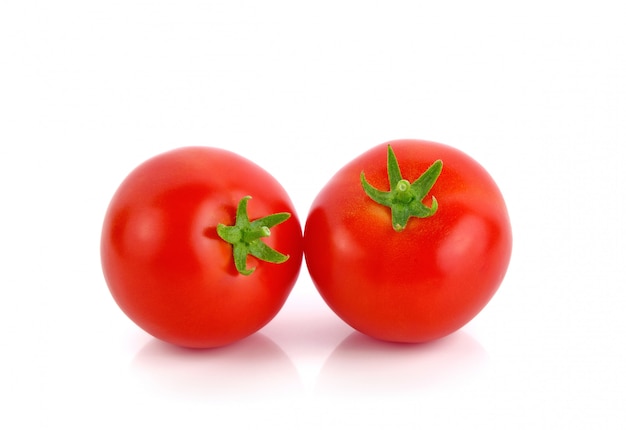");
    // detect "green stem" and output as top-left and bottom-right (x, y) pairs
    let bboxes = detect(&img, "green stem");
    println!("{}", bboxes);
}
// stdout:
(361, 145), (442, 232)
(216, 196), (291, 276)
